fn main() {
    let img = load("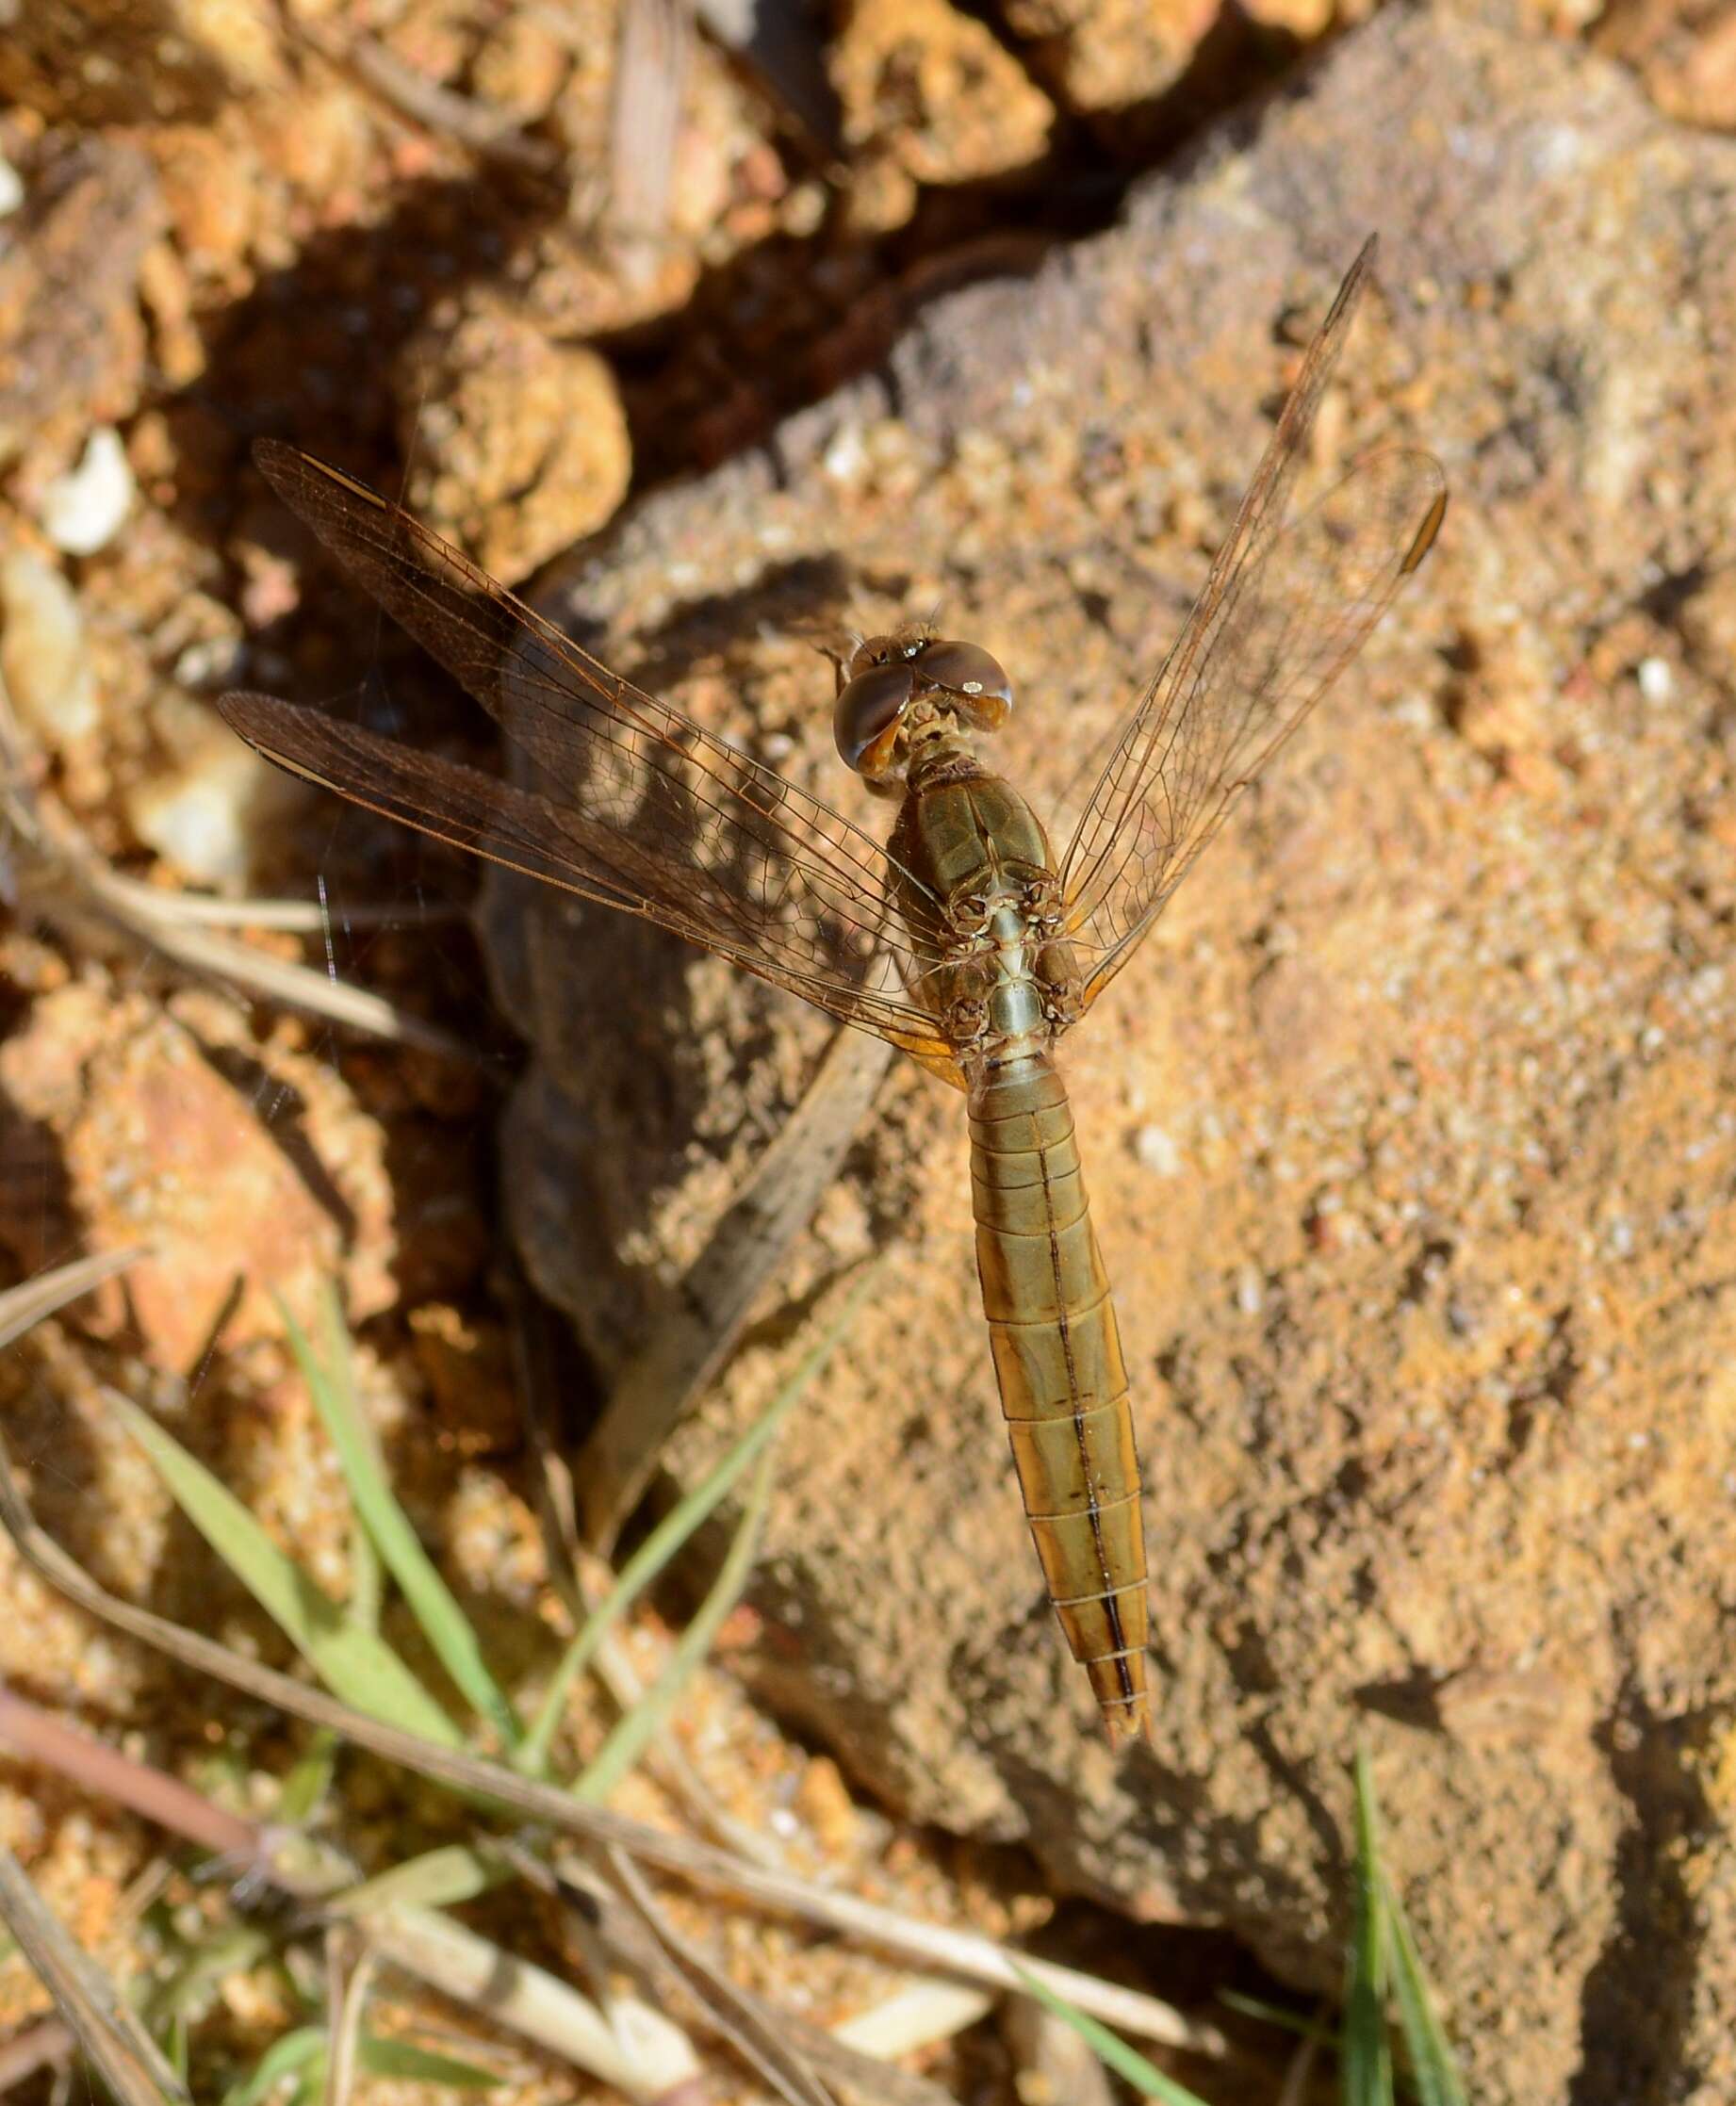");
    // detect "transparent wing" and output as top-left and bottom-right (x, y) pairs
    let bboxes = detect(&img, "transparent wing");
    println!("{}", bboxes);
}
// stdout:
(1059, 239), (1448, 1007)
(220, 441), (958, 1067)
